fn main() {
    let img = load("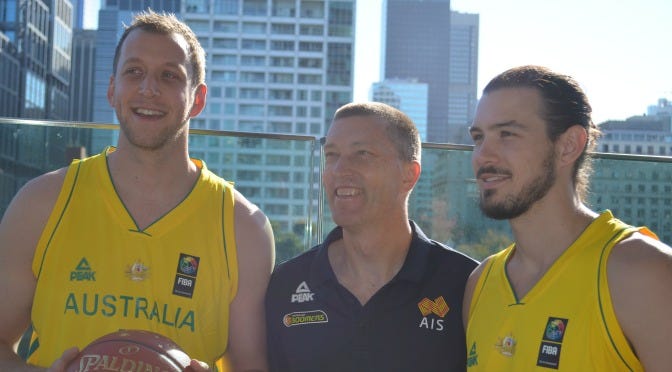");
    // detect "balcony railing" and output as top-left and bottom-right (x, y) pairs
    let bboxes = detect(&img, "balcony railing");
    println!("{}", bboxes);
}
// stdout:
(1, 118), (671, 262)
